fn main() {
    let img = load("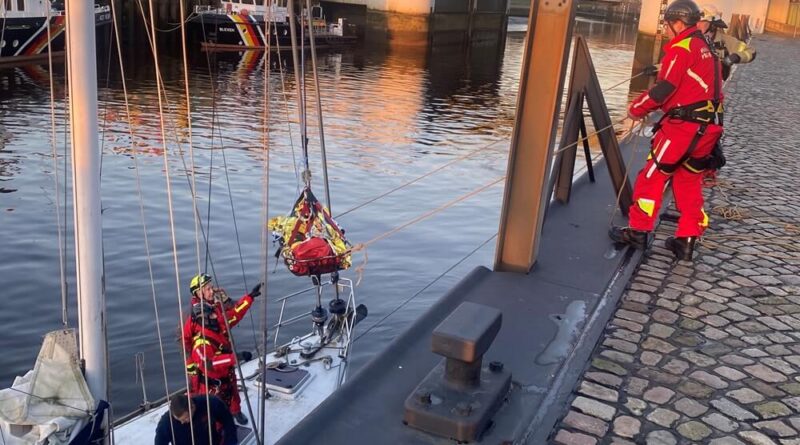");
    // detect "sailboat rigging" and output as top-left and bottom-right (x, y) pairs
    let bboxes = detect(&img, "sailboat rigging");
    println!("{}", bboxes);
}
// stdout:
(0, 0), (365, 444)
